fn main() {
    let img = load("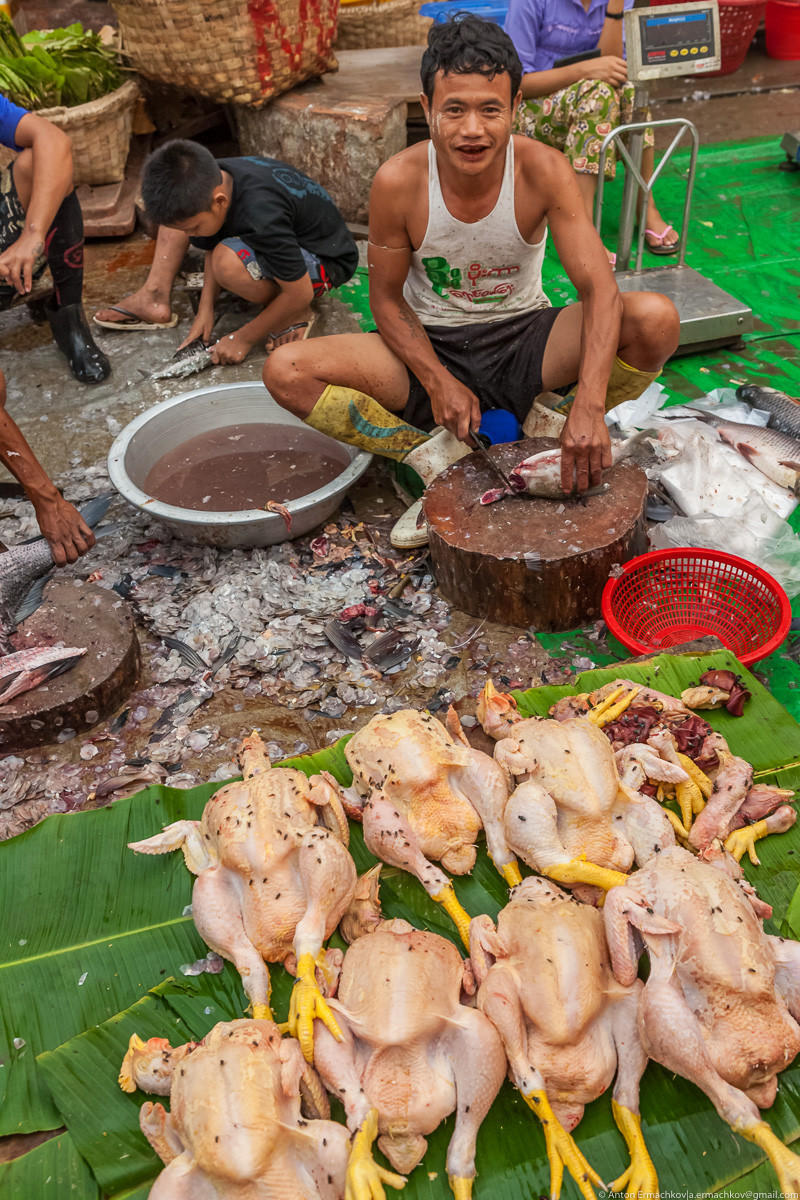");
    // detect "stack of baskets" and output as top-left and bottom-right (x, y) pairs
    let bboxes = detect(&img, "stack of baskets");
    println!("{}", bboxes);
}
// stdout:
(110, 0), (339, 107)
(335, 0), (432, 50)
